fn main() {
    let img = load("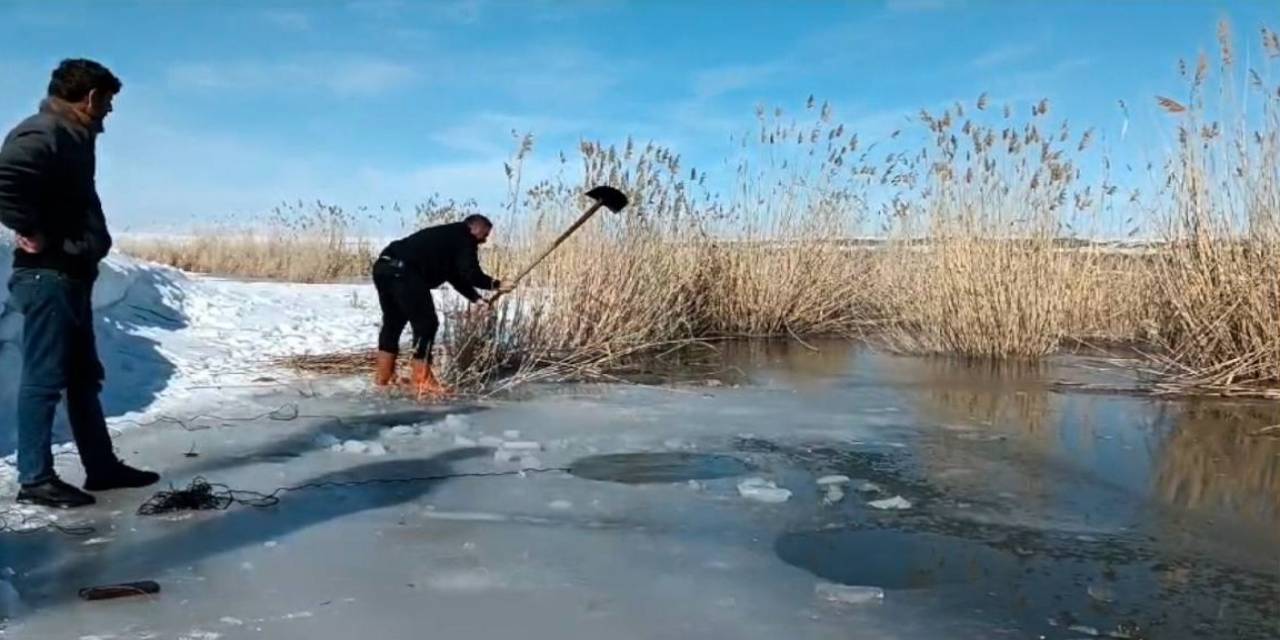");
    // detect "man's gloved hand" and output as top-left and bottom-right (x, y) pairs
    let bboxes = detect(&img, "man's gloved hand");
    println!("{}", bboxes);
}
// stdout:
(496, 280), (515, 294)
